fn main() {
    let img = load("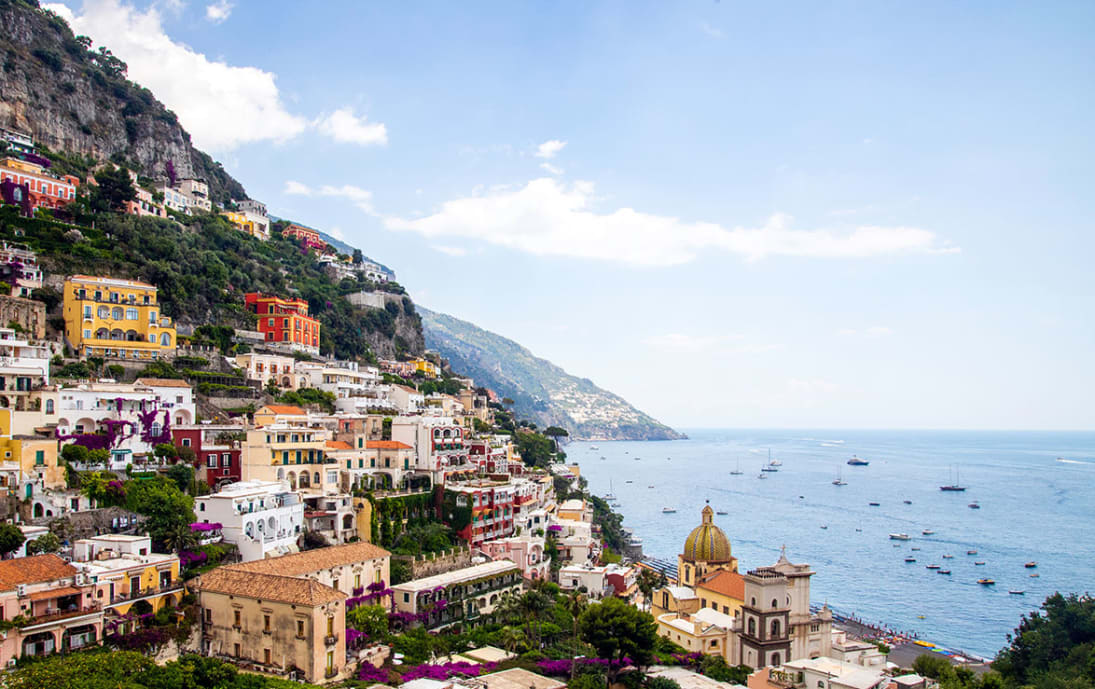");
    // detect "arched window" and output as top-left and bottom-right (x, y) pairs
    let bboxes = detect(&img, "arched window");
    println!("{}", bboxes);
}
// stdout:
(98, 306), (109, 319)
(160, 333), (171, 347)
(150, 422), (161, 438)
(313, 472), (320, 485)
(771, 619), (781, 637)
(751, 597), (756, 606)
(747, 618), (756, 636)
(772, 653), (781, 666)
(45, 399), (54, 414)
(111, 307), (123, 320)
(772, 598), (778, 609)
